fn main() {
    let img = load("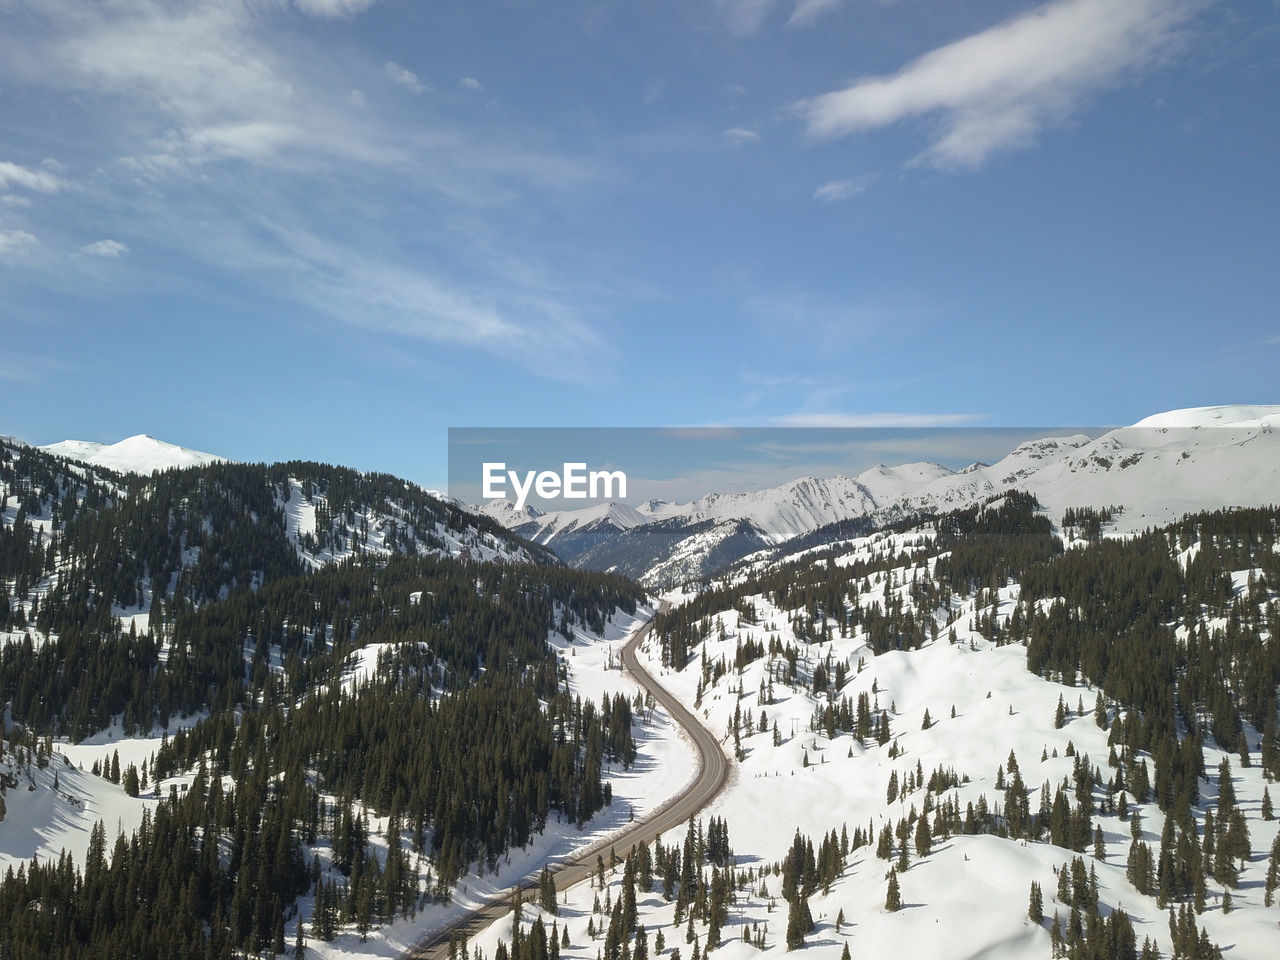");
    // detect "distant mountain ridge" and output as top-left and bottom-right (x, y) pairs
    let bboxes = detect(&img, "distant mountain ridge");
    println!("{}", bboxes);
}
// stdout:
(476, 405), (1280, 585)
